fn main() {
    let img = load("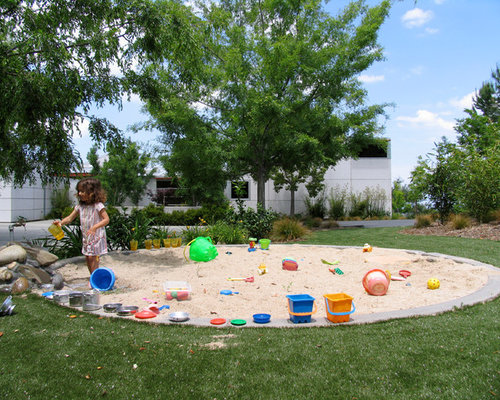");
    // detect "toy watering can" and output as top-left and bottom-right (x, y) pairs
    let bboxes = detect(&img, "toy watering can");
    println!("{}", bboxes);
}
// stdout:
(184, 236), (218, 262)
